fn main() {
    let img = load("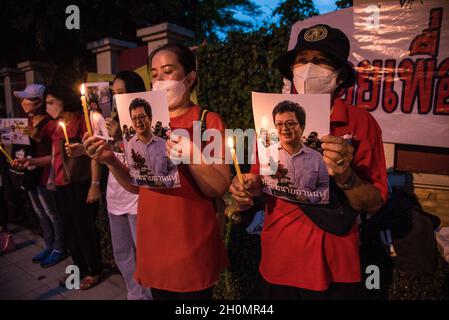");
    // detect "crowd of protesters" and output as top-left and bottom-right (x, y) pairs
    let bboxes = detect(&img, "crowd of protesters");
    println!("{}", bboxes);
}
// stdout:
(0, 24), (391, 300)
